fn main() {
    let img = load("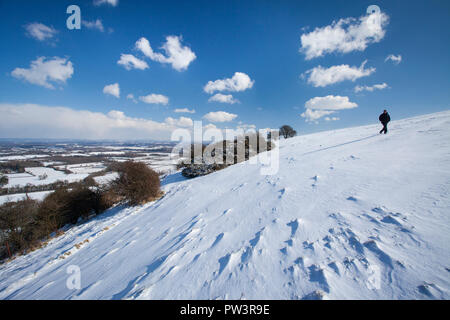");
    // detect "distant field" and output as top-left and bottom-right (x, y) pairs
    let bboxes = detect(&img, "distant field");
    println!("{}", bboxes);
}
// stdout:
(0, 141), (180, 203)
